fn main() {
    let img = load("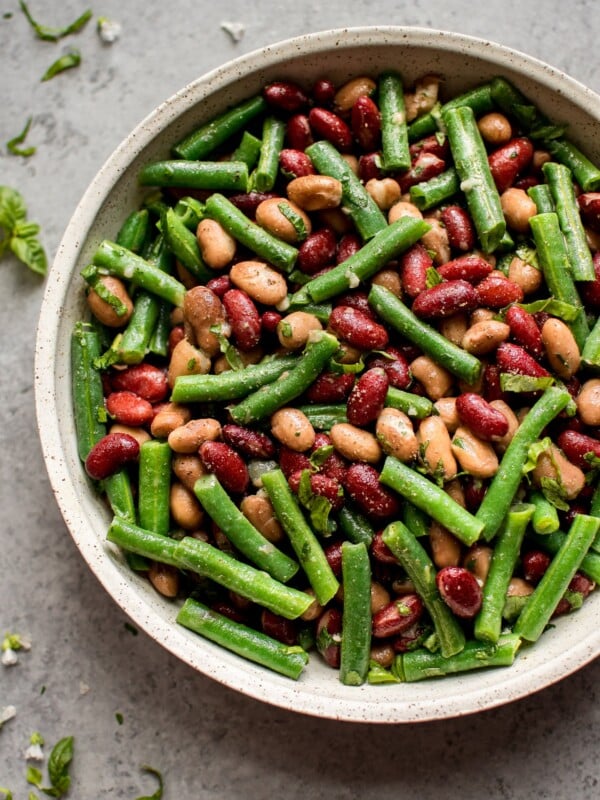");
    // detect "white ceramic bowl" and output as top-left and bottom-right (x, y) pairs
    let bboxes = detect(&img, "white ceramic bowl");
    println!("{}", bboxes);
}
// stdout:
(35, 27), (600, 723)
